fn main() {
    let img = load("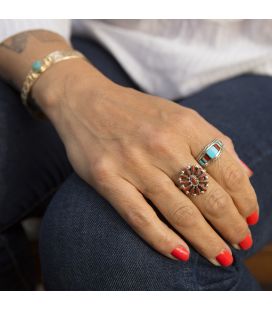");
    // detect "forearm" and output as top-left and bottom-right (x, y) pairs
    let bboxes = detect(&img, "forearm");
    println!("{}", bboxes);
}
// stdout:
(0, 29), (112, 121)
